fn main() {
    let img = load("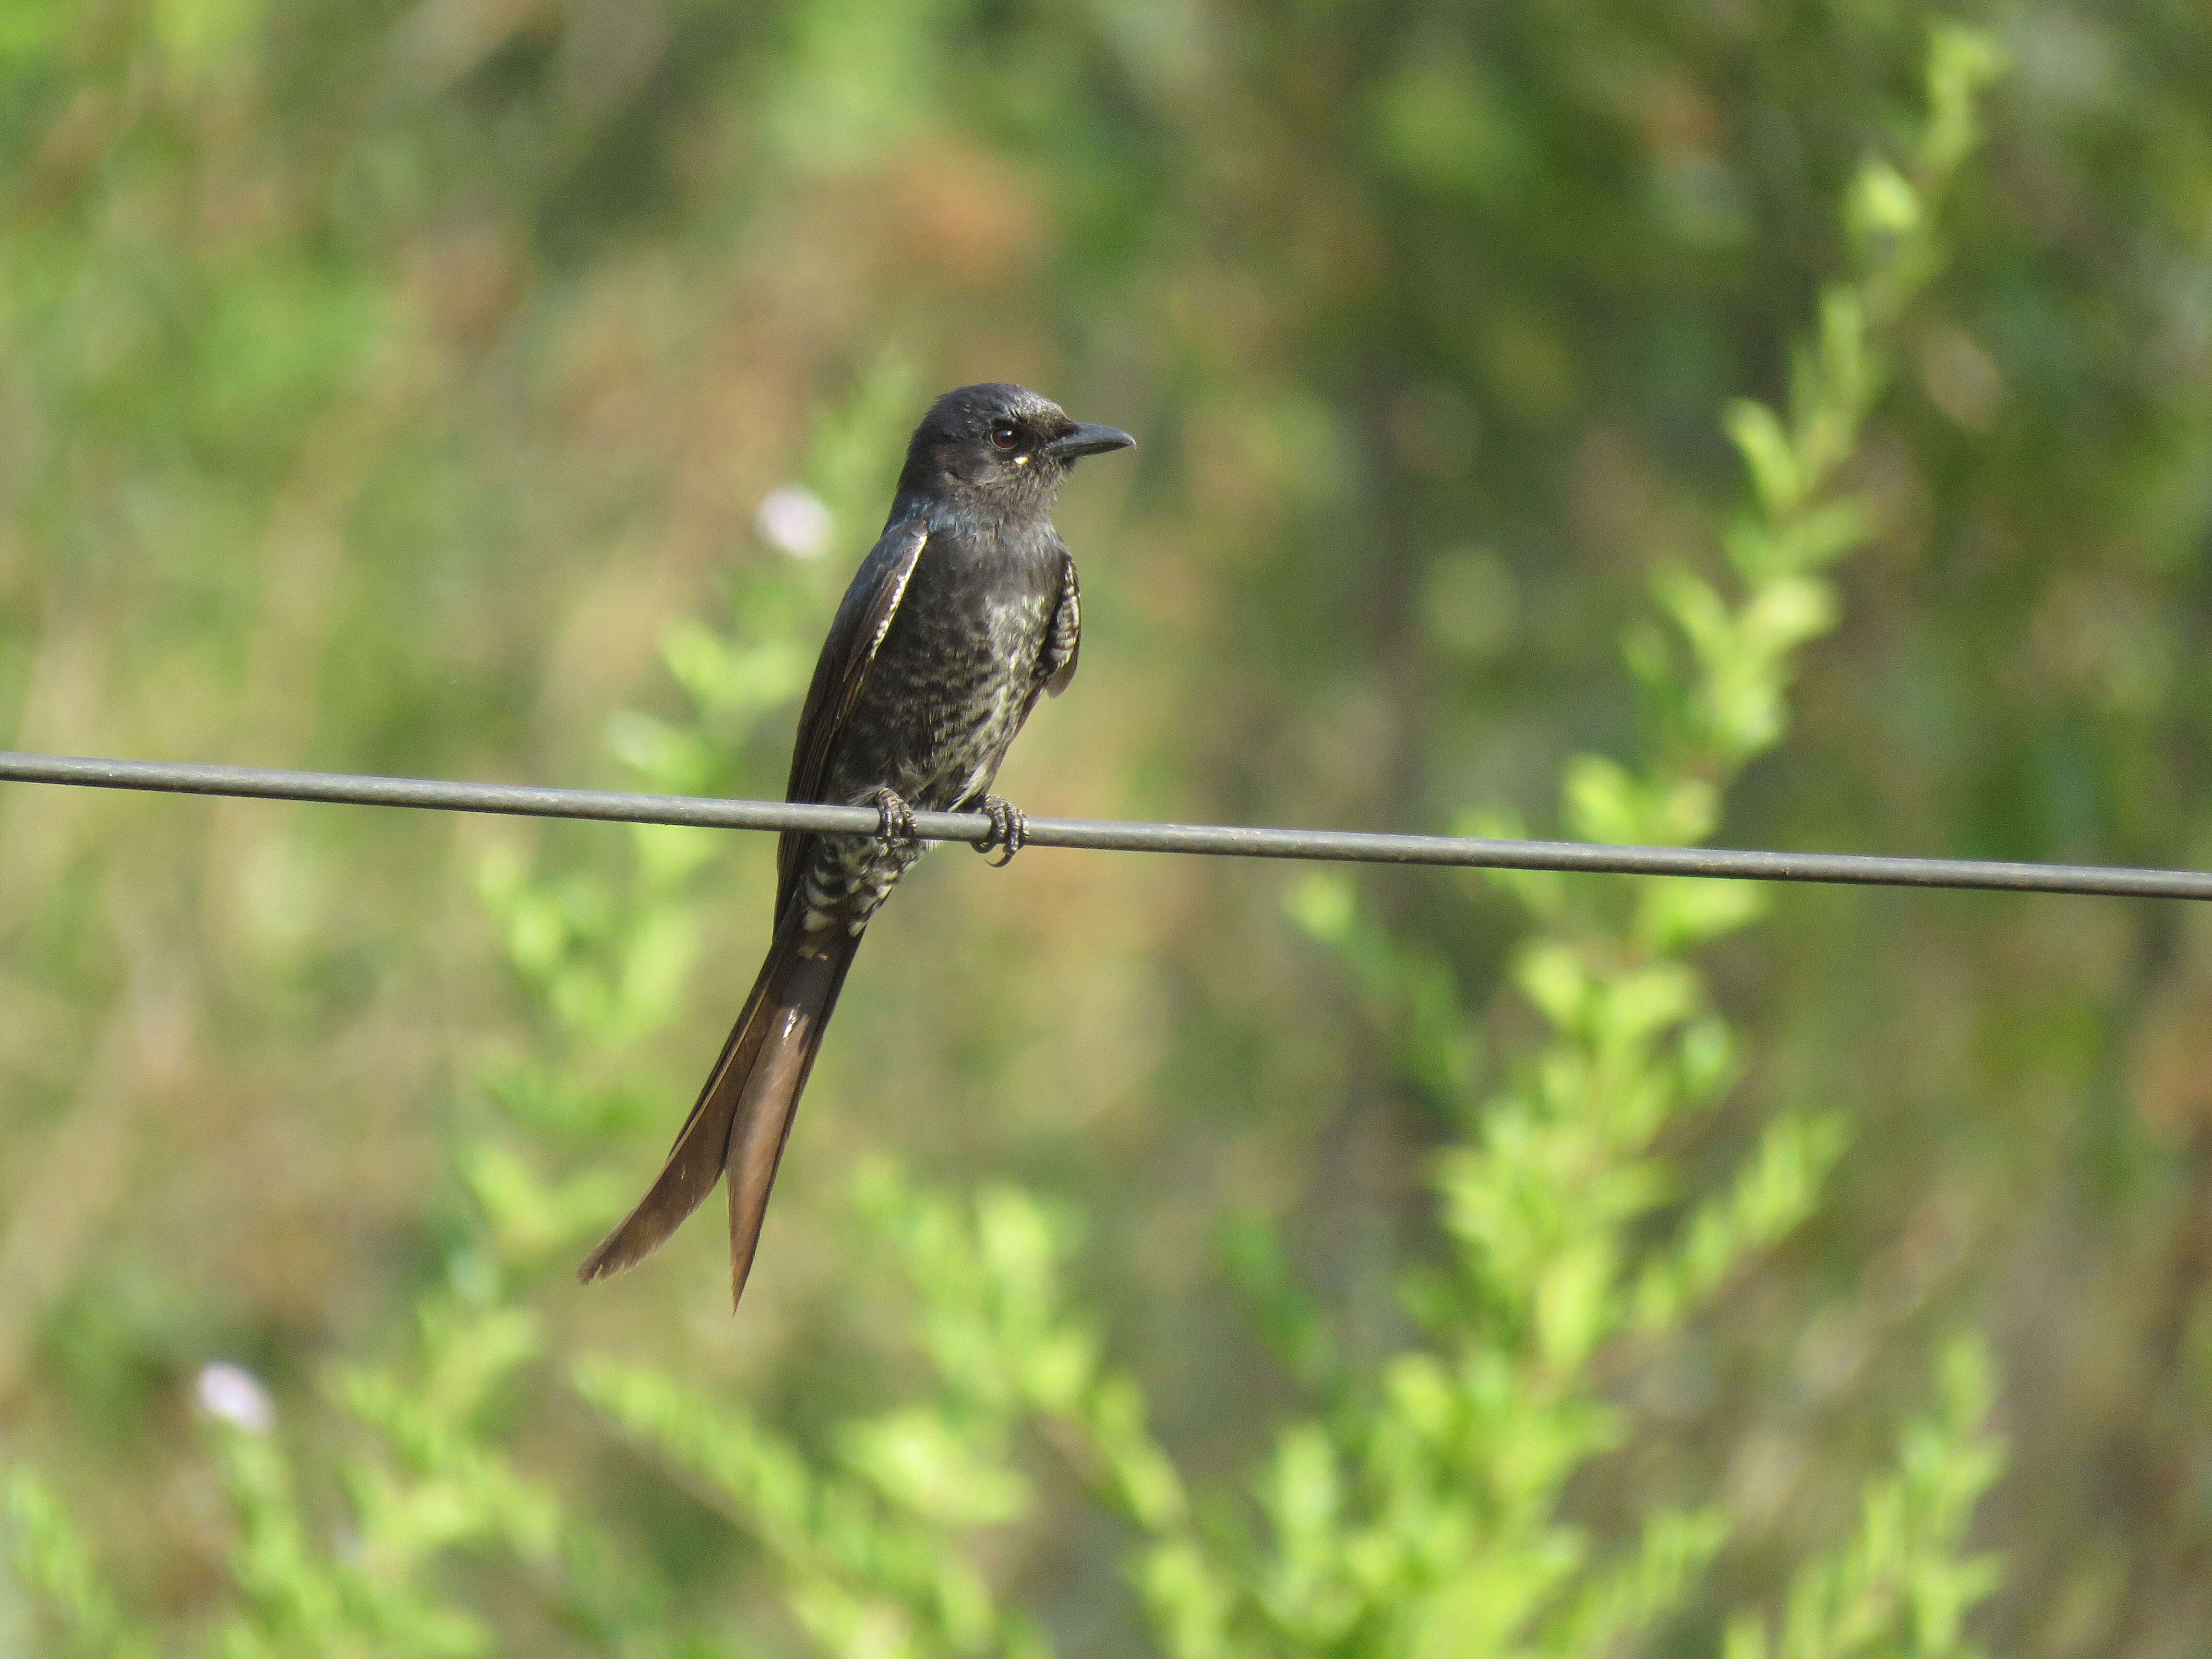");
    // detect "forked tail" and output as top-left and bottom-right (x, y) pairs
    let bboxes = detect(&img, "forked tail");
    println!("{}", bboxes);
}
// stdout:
(577, 906), (862, 1306)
